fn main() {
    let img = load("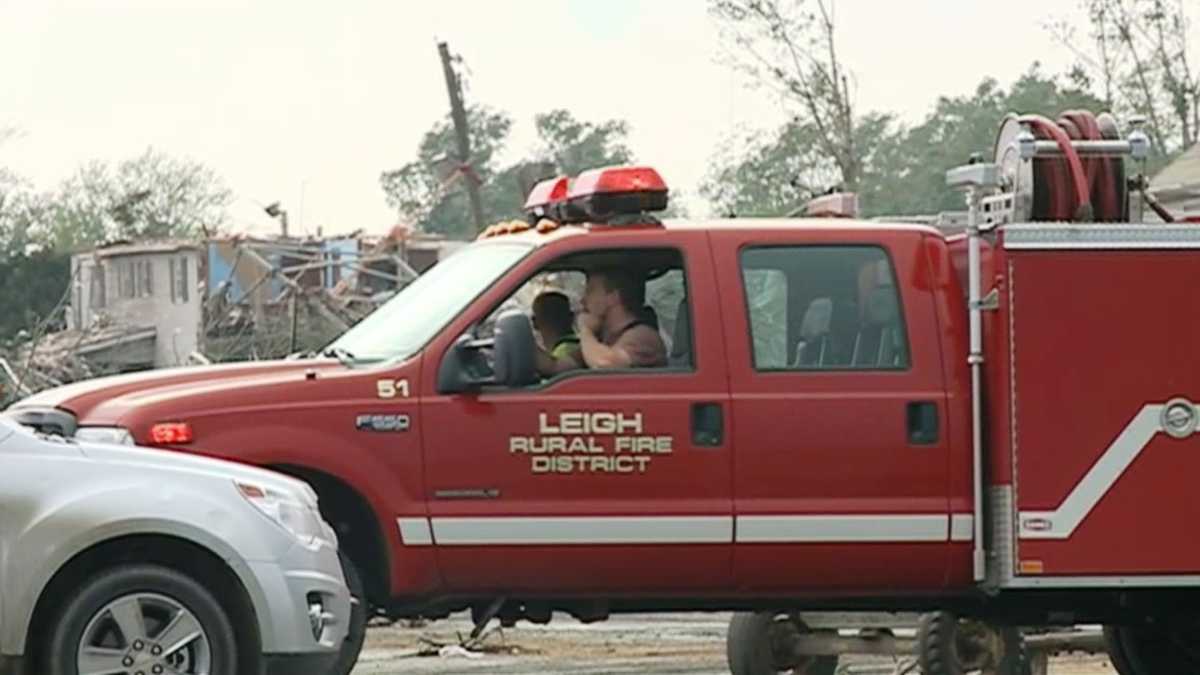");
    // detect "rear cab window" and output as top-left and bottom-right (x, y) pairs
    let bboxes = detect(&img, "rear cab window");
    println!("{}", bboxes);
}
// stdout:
(739, 245), (910, 371)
